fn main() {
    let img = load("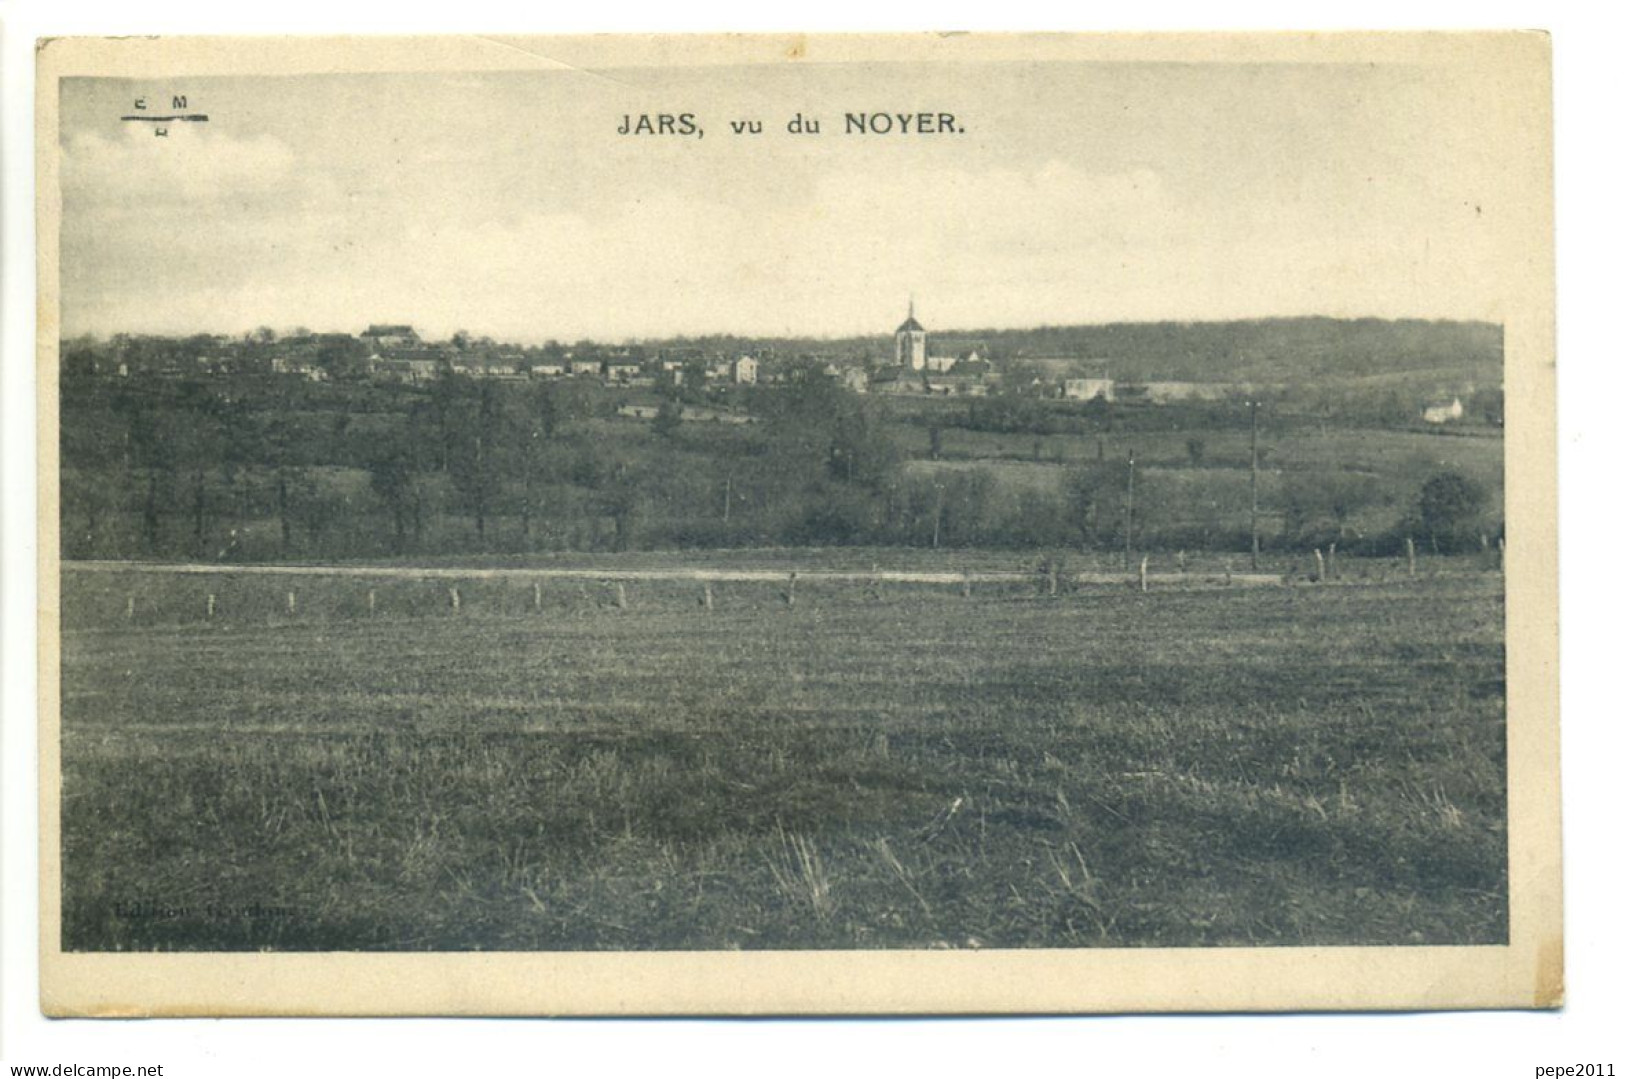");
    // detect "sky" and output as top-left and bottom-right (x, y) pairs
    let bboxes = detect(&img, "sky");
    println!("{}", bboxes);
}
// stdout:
(57, 57), (1536, 342)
